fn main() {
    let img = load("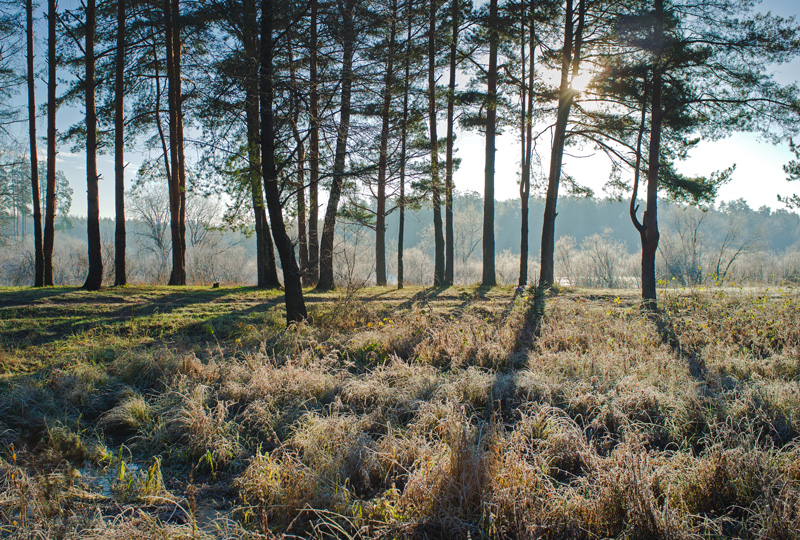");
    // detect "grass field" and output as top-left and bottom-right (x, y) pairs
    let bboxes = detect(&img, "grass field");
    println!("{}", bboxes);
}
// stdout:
(1, 284), (799, 539)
